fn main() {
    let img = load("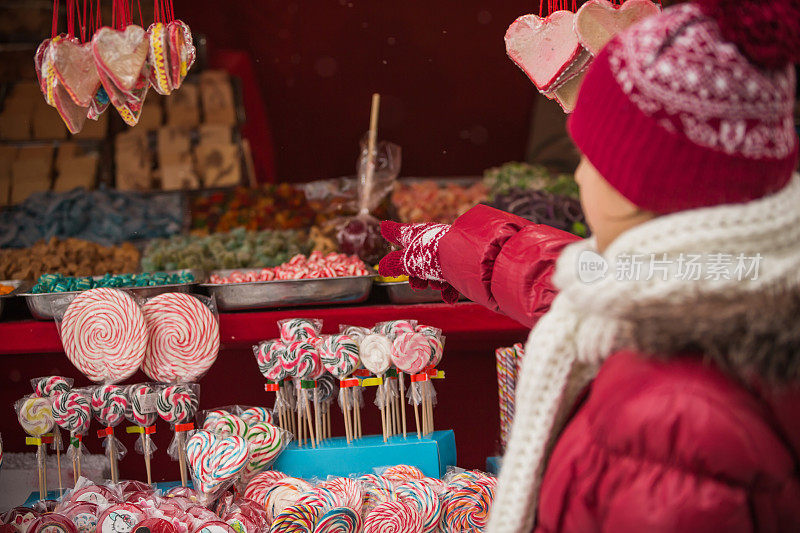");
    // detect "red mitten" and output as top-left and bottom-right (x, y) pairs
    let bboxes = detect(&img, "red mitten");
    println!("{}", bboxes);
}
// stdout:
(379, 221), (459, 304)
